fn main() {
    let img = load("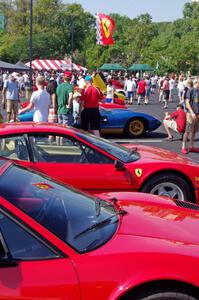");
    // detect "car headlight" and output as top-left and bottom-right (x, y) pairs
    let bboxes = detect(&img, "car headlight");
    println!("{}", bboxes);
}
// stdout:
(101, 117), (108, 123)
